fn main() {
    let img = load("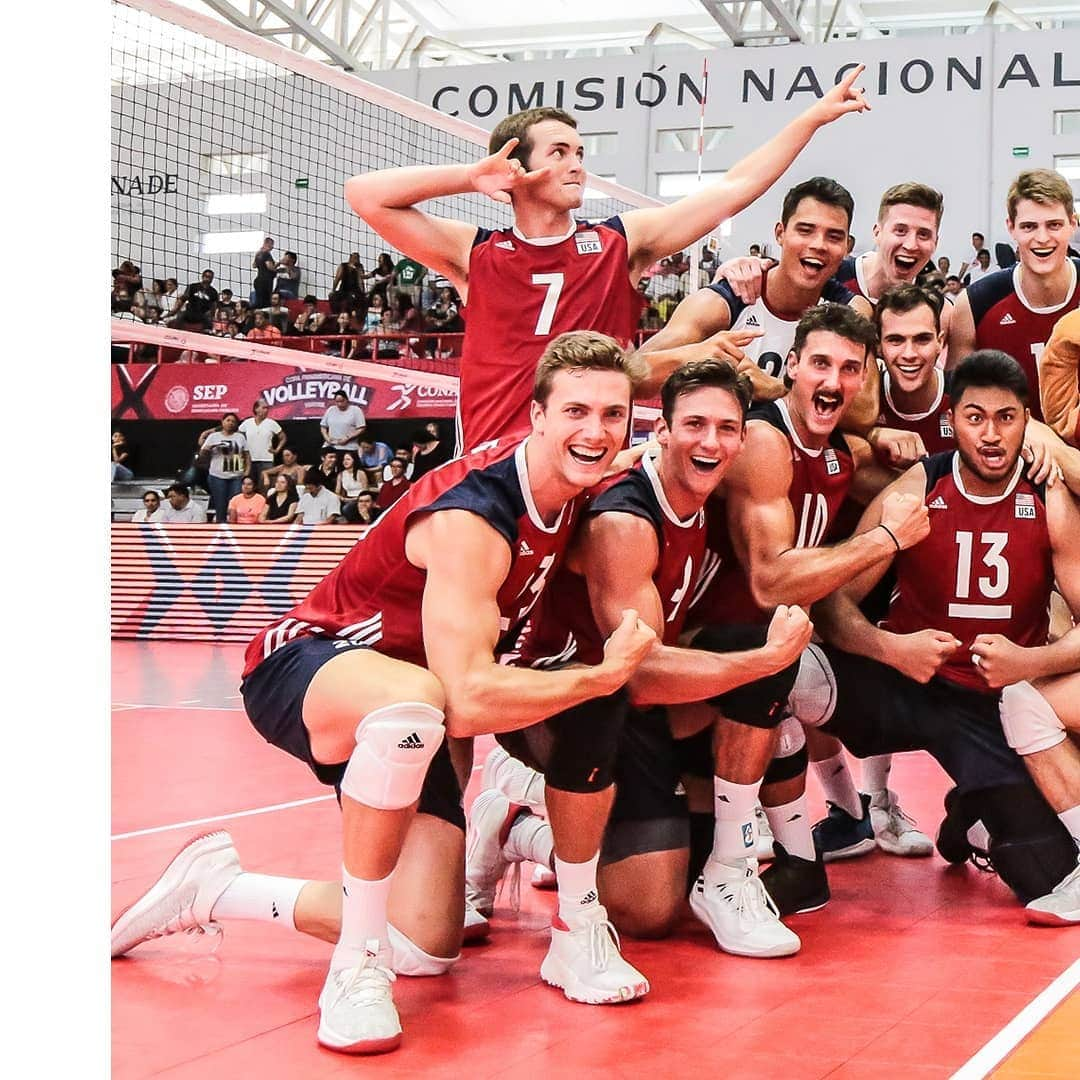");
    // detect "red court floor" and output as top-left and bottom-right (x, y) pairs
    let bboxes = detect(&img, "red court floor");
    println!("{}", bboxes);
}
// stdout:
(111, 641), (1079, 1079)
